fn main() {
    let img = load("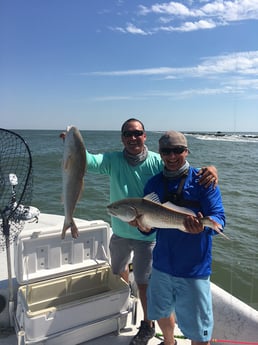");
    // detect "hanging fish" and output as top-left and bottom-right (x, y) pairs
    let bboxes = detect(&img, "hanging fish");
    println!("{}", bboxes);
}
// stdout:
(60, 126), (86, 239)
